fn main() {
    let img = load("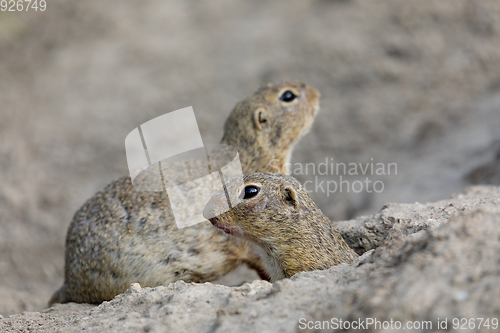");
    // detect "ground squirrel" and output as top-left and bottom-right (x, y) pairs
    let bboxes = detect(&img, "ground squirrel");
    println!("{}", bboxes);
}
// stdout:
(204, 173), (358, 282)
(50, 82), (320, 304)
